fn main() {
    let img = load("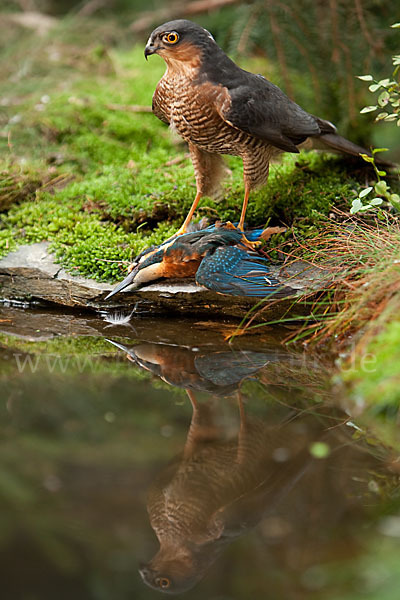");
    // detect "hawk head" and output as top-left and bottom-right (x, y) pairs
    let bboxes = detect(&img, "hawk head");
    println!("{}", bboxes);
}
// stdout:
(139, 553), (205, 595)
(144, 19), (216, 64)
